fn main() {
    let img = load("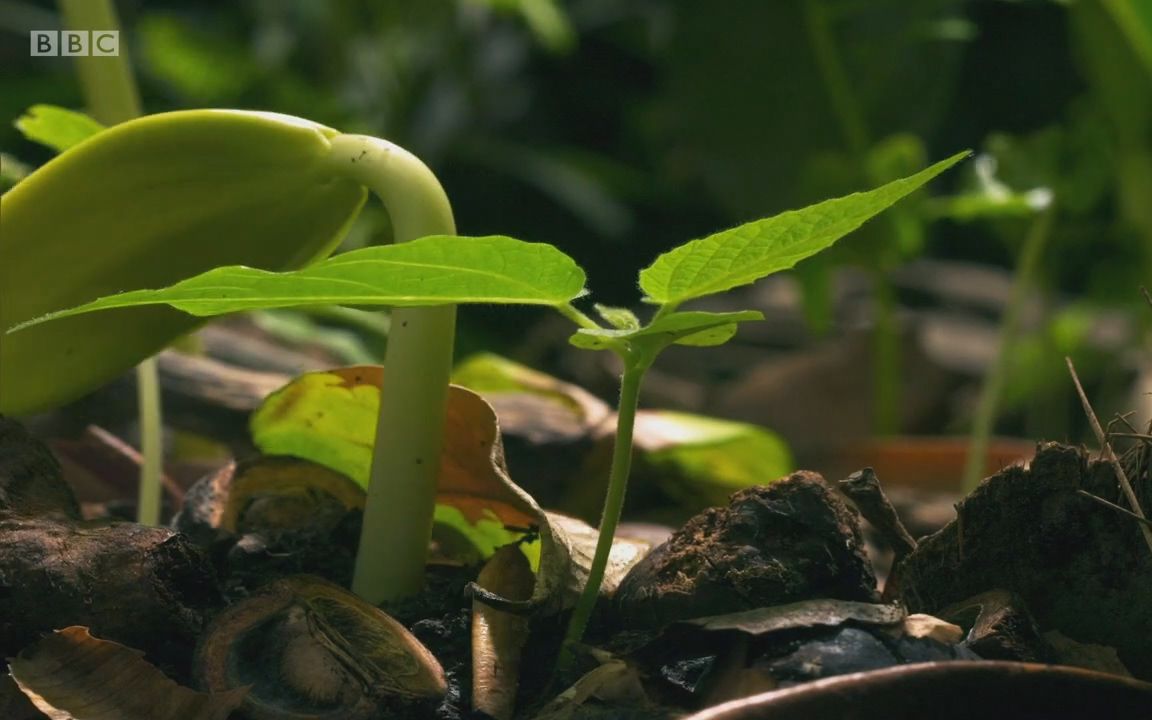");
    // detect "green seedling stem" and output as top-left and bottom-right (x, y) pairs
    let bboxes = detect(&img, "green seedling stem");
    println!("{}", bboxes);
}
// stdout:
(559, 352), (647, 668)
(326, 135), (460, 605)
(59, 0), (164, 527)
